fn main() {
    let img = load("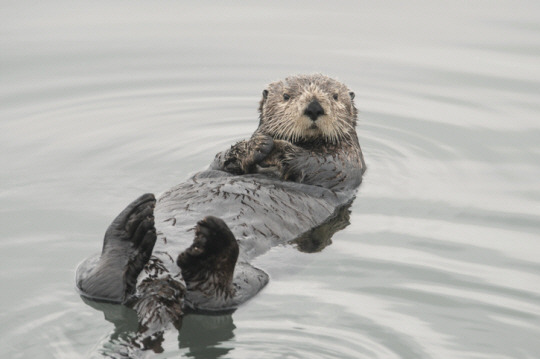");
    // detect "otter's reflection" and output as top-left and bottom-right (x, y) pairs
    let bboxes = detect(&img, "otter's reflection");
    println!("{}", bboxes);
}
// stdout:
(291, 201), (352, 253)
(81, 297), (235, 358)
(178, 312), (235, 359)
(82, 297), (169, 356)
(81, 297), (139, 340)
